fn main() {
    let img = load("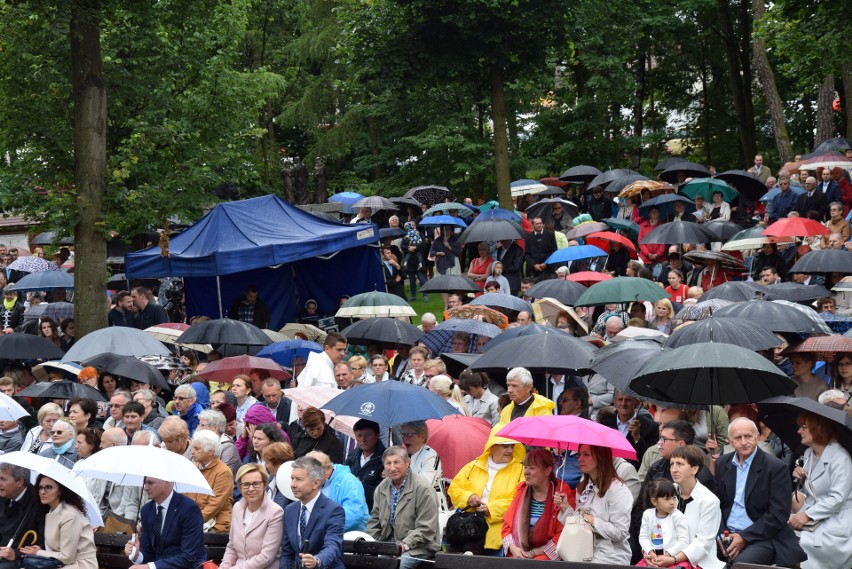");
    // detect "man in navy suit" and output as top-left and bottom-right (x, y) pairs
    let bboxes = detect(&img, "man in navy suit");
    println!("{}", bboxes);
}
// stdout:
(125, 477), (206, 569)
(713, 418), (806, 566)
(280, 456), (345, 569)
